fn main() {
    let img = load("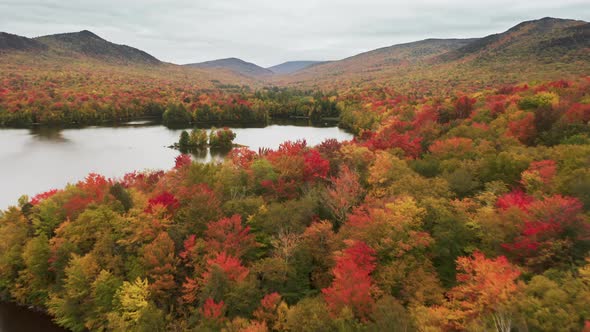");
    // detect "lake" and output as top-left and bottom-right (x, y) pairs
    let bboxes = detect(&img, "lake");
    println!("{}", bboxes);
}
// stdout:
(0, 121), (353, 210)
(0, 302), (66, 332)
